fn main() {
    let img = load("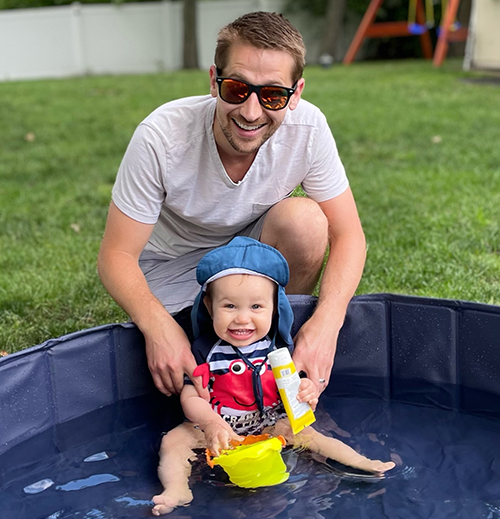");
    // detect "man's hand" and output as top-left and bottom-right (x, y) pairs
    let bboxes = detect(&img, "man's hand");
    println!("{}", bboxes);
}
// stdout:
(143, 316), (209, 400)
(292, 310), (341, 395)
